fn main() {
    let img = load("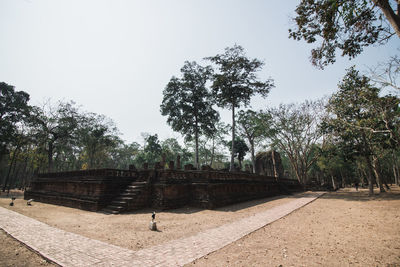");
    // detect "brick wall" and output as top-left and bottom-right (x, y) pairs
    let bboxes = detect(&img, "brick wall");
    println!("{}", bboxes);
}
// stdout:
(25, 169), (303, 212)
